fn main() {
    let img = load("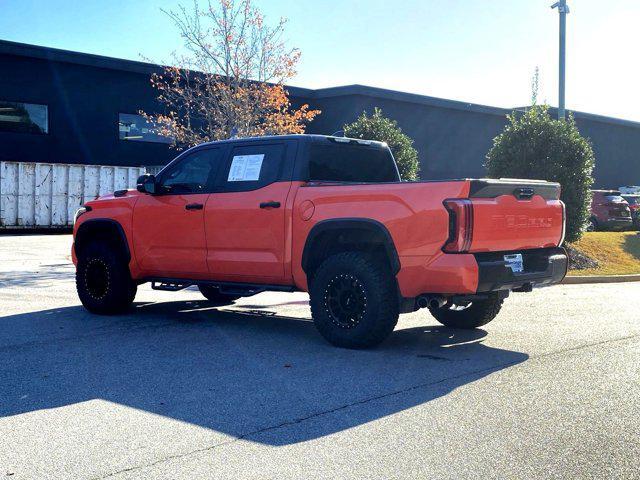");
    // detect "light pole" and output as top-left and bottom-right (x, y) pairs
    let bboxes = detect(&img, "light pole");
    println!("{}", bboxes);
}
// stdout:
(551, 0), (570, 120)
